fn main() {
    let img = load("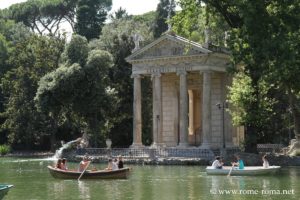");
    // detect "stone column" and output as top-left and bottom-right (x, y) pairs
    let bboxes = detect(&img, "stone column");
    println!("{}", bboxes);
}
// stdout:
(131, 74), (143, 147)
(177, 70), (189, 147)
(152, 72), (162, 147)
(188, 90), (194, 136)
(200, 71), (212, 148)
